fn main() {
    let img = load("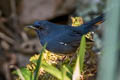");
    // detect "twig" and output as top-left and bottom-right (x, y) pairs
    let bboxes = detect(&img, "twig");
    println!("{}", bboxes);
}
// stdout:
(9, 0), (22, 40)
(21, 31), (29, 41)
(0, 22), (15, 38)
(3, 62), (12, 80)
(0, 32), (15, 45)
(10, 0), (18, 30)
